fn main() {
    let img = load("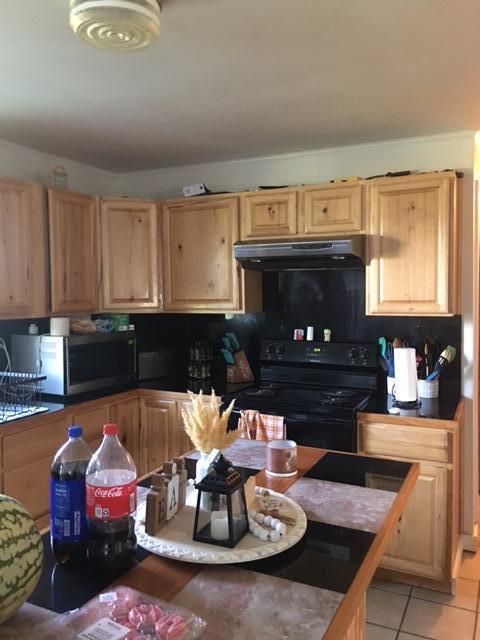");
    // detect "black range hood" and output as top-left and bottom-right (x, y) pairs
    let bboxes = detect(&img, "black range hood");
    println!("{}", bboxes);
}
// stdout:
(234, 237), (364, 271)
